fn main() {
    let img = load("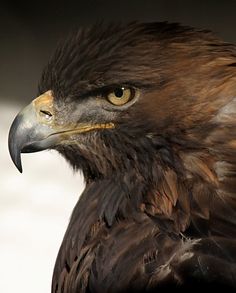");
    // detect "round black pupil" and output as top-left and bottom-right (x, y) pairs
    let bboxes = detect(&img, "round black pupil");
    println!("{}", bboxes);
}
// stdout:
(114, 88), (124, 98)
